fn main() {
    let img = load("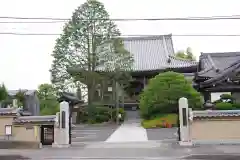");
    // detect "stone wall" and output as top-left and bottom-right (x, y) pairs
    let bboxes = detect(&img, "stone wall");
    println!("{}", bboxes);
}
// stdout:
(178, 97), (240, 145)
(190, 110), (240, 144)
